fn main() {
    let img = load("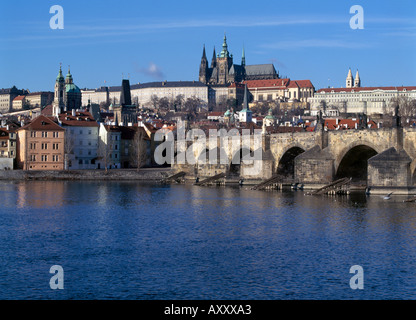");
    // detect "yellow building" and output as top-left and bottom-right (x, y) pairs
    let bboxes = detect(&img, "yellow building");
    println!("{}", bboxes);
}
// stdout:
(17, 115), (65, 170)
